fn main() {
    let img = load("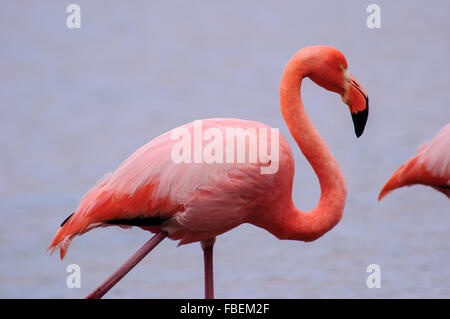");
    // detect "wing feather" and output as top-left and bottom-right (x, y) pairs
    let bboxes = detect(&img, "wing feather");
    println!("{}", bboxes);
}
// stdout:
(48, 118), (291, 258)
